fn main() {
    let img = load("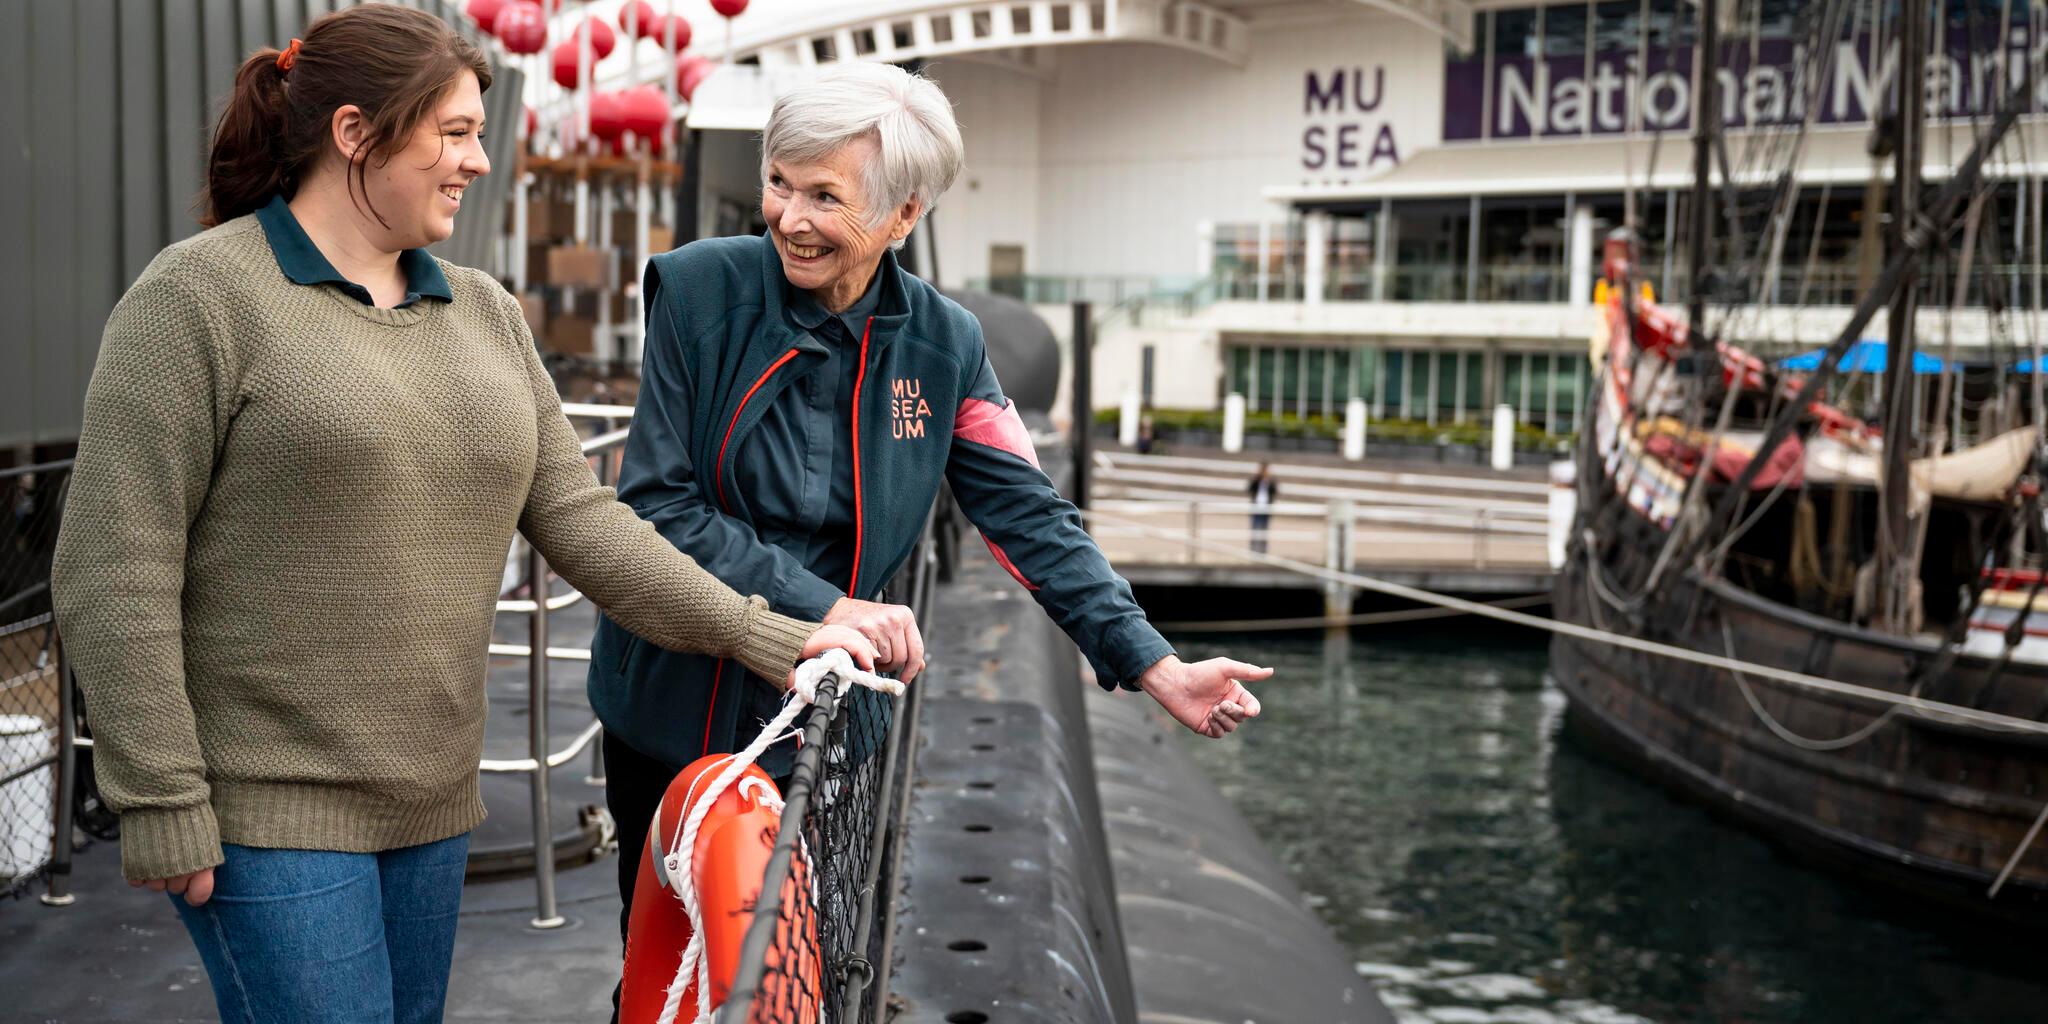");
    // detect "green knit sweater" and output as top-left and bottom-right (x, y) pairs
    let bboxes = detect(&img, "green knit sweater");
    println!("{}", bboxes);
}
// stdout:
(51, 215), (816, 883)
